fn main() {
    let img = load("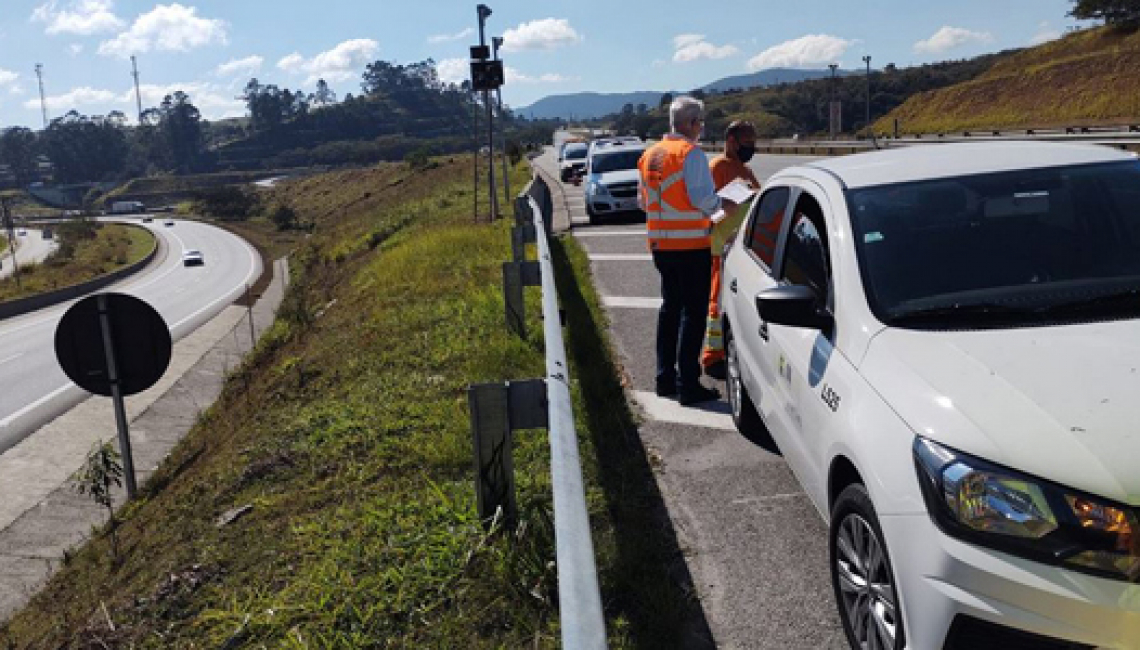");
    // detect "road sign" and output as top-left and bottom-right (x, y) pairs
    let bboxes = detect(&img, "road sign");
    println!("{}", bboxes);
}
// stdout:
(54, 293), (171, 499)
